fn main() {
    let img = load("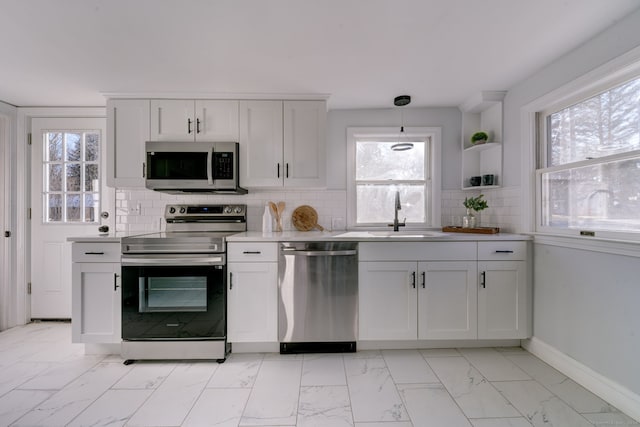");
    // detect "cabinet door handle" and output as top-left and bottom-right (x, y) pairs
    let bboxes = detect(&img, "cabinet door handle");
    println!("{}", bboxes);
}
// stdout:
(196, 118), (201, 134)
(243, 251), (262, 254)
(495, 250), (514, 253)
(277, 163), (280, 178)
(114, 273), (120, 291)
(187, 118), (193, 134)
(421, 271), (425, 288)
(84, 251), (104, 255)
(411, 271), (416, 289)
(229, 272), (233, 290)
(286, 163), (289, 178)
(142, 163), (146, 178)
(480, 271), (486, 289)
